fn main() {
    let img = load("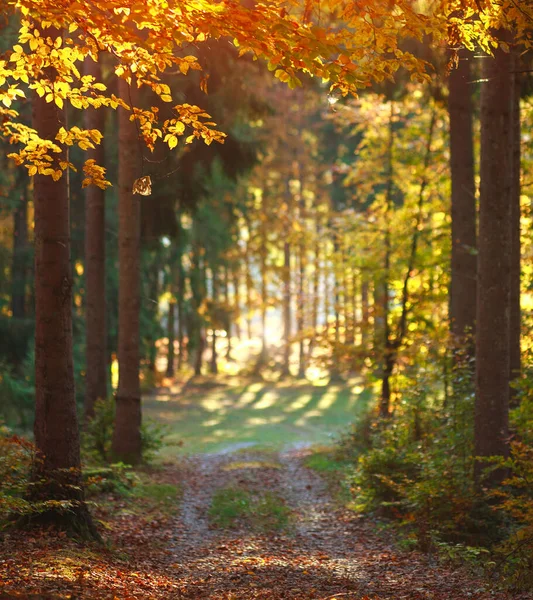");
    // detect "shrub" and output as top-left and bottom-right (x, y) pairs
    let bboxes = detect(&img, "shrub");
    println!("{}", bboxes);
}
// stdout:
(82, 397), (167, 464)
